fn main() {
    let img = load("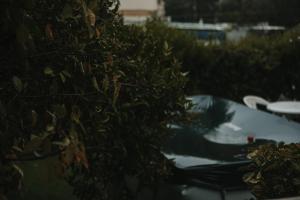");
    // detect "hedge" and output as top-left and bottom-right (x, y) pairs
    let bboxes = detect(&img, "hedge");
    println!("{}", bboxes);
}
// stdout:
(144, 21), (300, 102)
